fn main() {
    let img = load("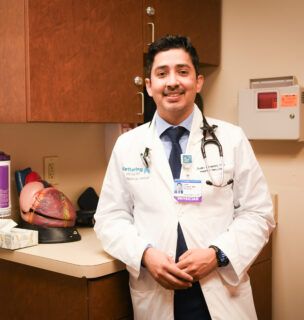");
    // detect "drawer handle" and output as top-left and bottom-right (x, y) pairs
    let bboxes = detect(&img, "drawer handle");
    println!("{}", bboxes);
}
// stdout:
(147, 22), (155, 45)
(137, 92), (144, 116)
